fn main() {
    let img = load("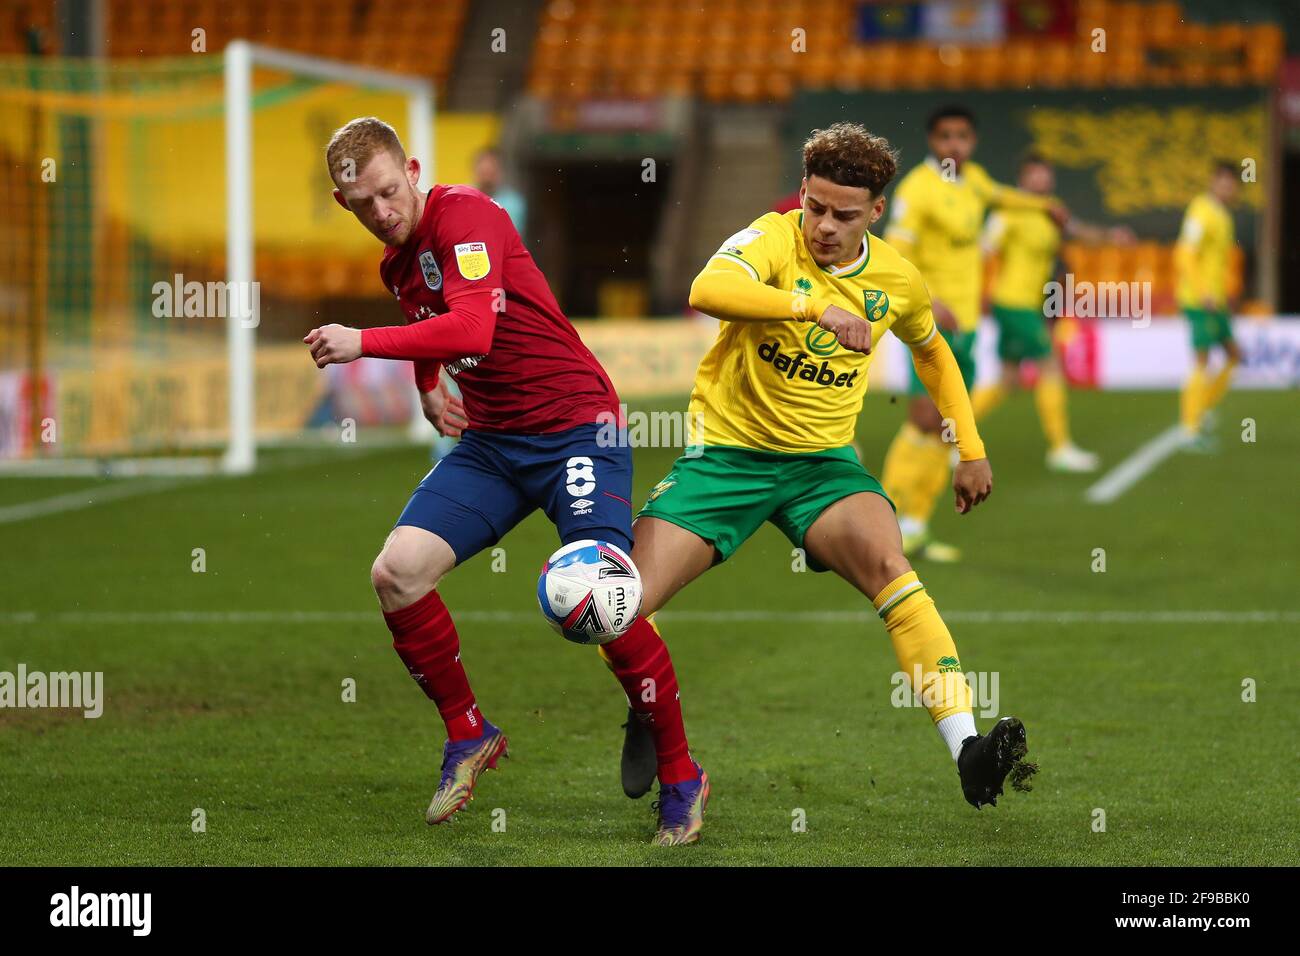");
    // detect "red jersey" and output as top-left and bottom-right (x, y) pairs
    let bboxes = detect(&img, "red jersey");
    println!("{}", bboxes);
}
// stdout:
(361, 185), (619, 434)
